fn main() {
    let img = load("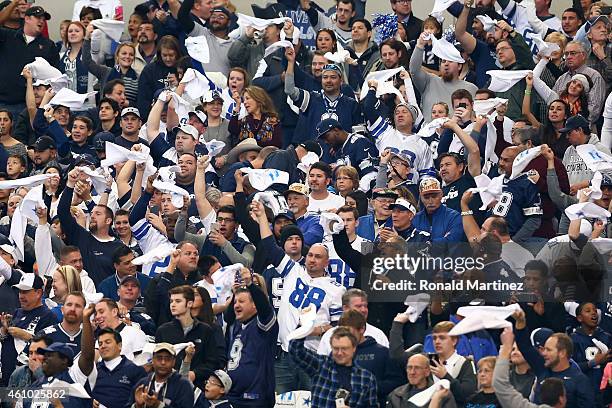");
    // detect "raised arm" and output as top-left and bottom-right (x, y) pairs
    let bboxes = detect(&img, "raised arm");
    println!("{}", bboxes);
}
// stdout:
(455, 0), (477, 54)
(194, 155), (214, 219)
(146, 93), (169, 143)
(444, 119), (481, 177)
(34, 207), (60, 277)
(79, 304), (96, 376)
(83, 26), (112, 80)
(522, 74), (541, 128)
(21, 67), (37, 125)
(116, 159), (136, 200)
